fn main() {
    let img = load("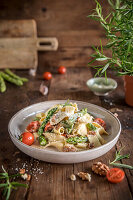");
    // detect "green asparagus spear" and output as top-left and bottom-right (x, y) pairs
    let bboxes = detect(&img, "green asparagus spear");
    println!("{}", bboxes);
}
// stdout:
(0, 74), (6, 92)
(66, 136), (88, 145)
(86, 123), (97, 131)
(0, 72), (23, 86)
(39, 135), (47, 146)
(38, 107), (58, 136)
(5, 69), (28, 82)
